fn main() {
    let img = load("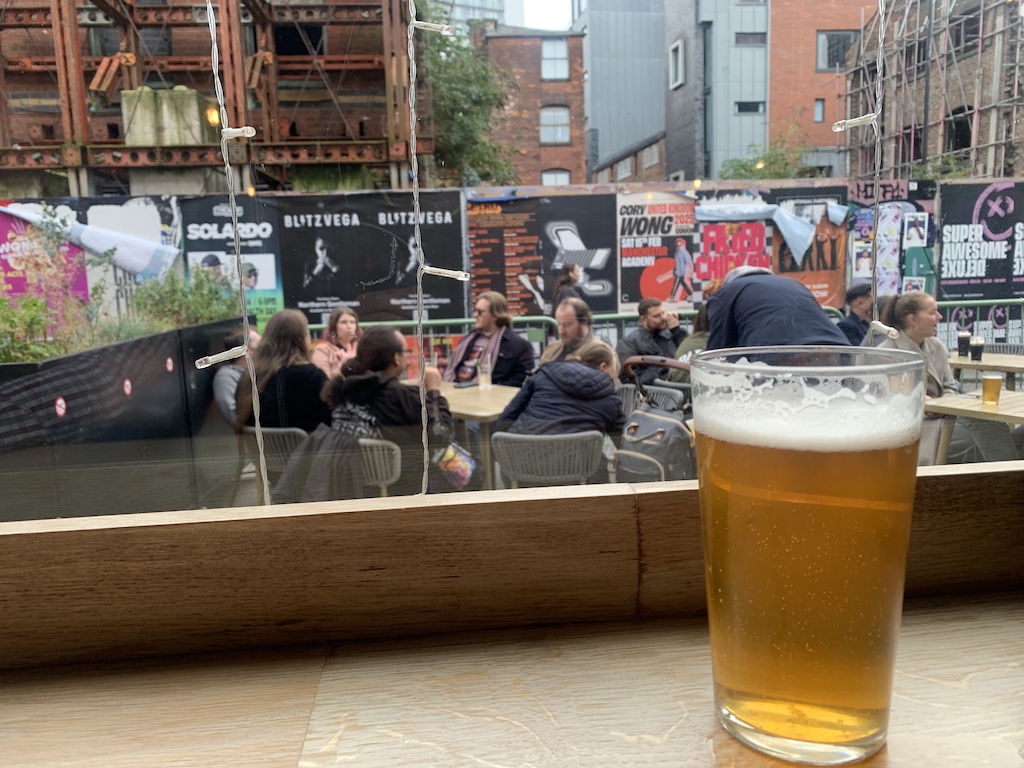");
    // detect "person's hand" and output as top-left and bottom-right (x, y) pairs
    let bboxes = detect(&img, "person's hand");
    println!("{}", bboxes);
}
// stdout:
(666, 311), (680, 329)
(423, 366), (442, 391)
